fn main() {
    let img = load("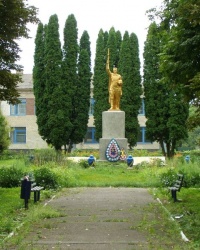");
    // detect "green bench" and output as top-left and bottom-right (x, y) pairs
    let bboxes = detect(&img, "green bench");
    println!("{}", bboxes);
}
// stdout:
(168, 174), (184, 202)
